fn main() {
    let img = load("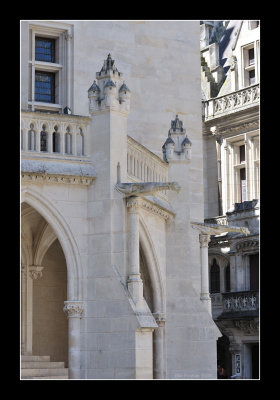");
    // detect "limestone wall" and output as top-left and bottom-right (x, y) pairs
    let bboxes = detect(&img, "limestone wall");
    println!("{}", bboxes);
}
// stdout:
(66, 20), (201, 158)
